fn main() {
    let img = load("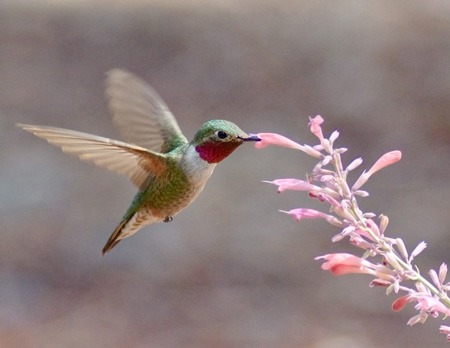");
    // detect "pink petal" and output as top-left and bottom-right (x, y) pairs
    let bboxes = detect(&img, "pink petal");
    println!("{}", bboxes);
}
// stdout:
(392, 295), (411, 311)
(329, 130), (339, 143)
(280, 208), (329, 221)
(417, 295), (450, 316)
(281, 208), (342, 227)
(439, 263), (448, 284)
(329, 264), (369, 276)
(346, 158), (363, 172)
(309, 115), (324, 141)
(394, 293), (450, 318)
(263, 179), (318, 193)
(352, 151), (402, 190)
(409, 241), (427, 261)
(407, 314), (426, 326)
(252, 133), (305, 151)
(308, 192), (341, 207)
(440, 326), (450, 343)
(367, 150), (402, 177)
(352, 171), (370, 191)
(439, 325), (450, 335)
(429, 269), (440, 289)
(316, 253), (367, 268)
(316, 253), (380, 276)
(370, 279), (392, 287)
